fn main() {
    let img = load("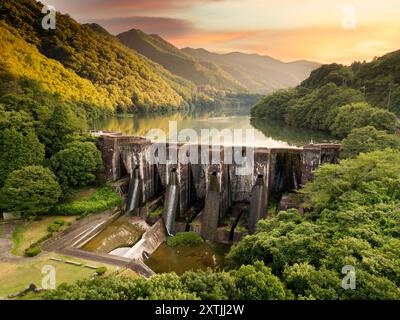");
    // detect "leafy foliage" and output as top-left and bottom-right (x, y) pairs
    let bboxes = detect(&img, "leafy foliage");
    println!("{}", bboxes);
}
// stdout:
(50, 141), (103, 190)
(226, 150), (400, 299)
(0, 128), (45, 186)
(341, 126), (400, 158)
(43, 261), (288, 300)
(0, 166), (61, 216)
(251, 51), (400, 136)
(166, 232), (204, 247)
(53, 186), (123, 216)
